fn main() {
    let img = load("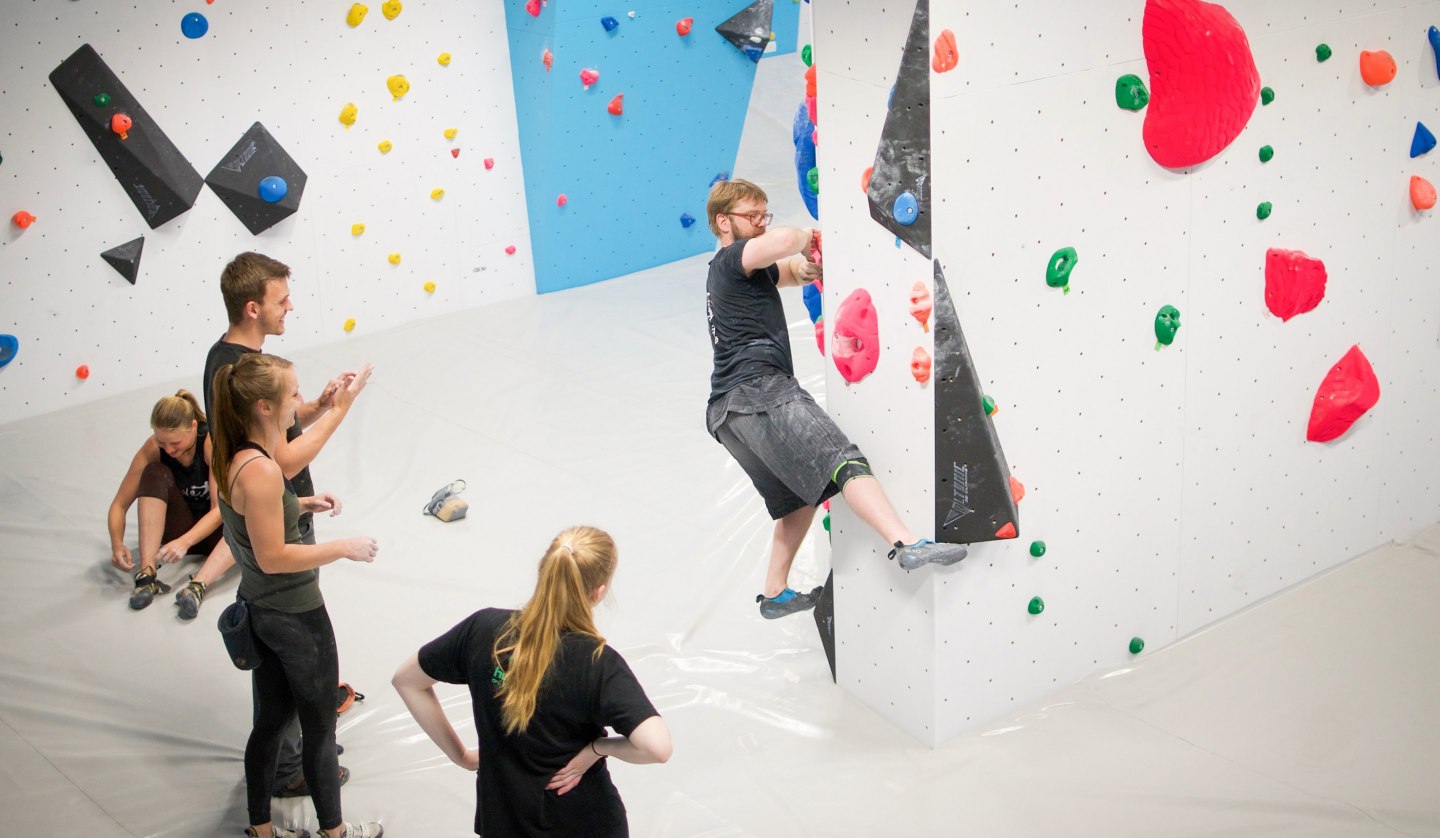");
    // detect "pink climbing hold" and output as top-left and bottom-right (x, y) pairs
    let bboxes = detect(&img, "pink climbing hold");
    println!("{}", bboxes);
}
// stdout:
(808, 230), (823, 265)
(484, 157), (495, 170)
(911, 347), (932, 384)
(1141, 0), (1260, 169)
(556, 193), (568, 207)
(505, 245), (517, 255)
(908, 281), (932, 332)
(542, 49), (553, 71)
(1412, 175), (1437, 211)
(814, 316), (825, 356)
(831, 289), (880, 384)
(805, 94), (818, 126)
(1264, 248), (1327, 322)
(580, 68), (599, 89)
(607, 94), (624, 116)
(1307, 345), (1380, 442)
(526, 0), (542, 17)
